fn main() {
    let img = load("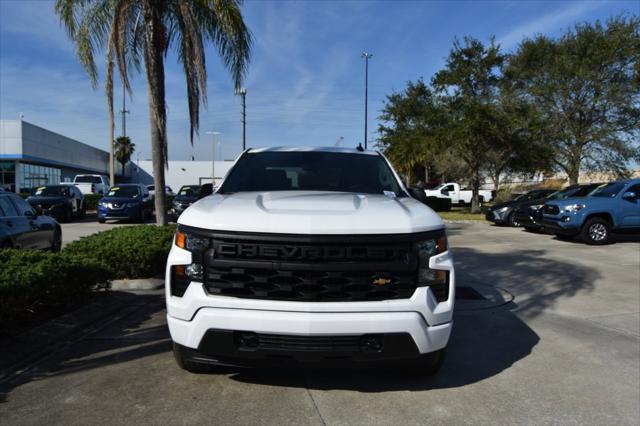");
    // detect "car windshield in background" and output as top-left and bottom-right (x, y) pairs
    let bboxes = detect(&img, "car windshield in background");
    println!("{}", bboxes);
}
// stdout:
(590, 182), (625, 198)
(75, 176), (102, 183)
(178, 186), (201, 196)
(220, 151), (403, 196)
(107, 186), (139, 198)
(34, 186), (69, 197)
